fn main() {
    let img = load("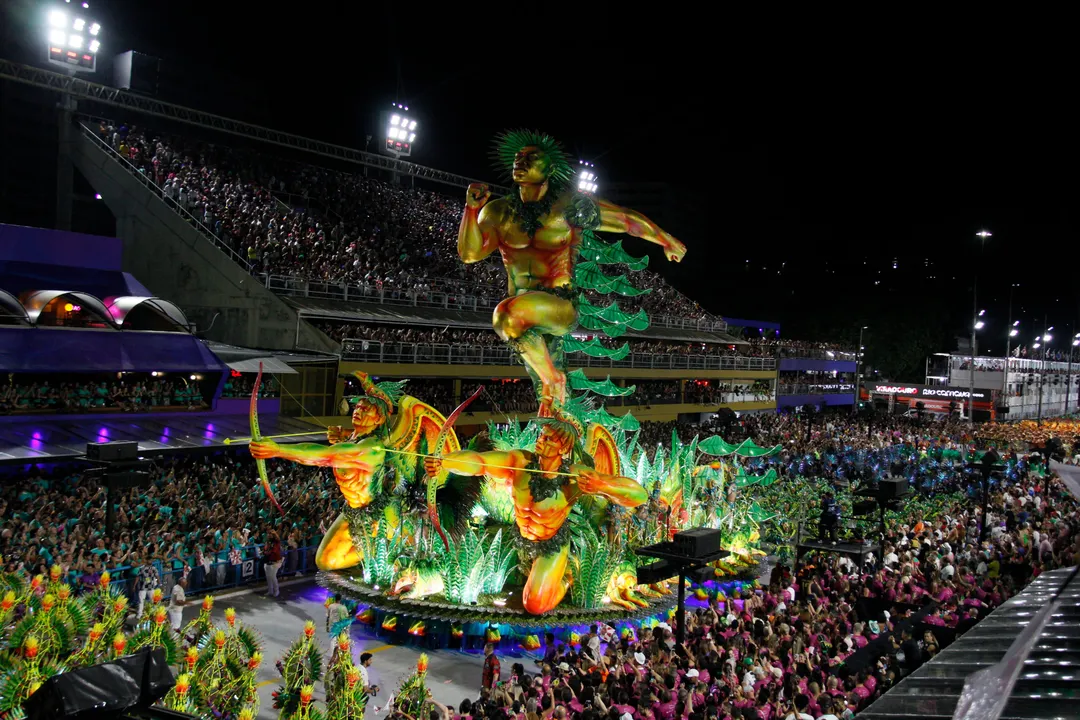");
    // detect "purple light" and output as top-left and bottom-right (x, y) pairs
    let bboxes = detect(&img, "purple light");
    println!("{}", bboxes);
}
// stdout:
(32, 431), (42, 440)
(30, 438), (43, 451)
(206, 423), (215, 432)
(98, 427), (108, 436)
(162, 427), (170, 436)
